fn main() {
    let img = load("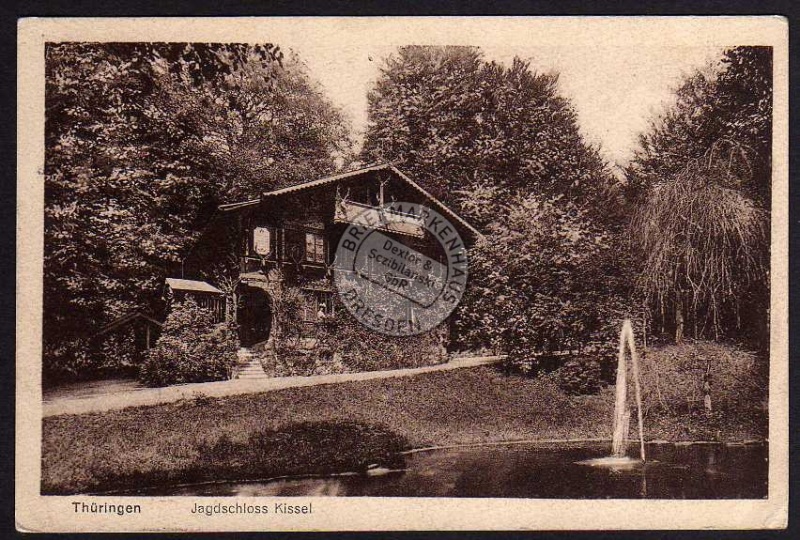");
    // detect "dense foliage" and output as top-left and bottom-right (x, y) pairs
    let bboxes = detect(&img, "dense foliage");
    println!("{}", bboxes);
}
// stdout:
(263, 289), (447, 377)
(44, 42), (773, 392)
(362, 46), (612, 228)
(631, 145), (769, 343)
(44, 43), (351, 380)
(552, 357), (604, 396)
(457, 197), (633, 370)
(627, 47), (772, 347)
(97, 327), (140, 378)
(139, 298), (238, 387)
(629, 47), (772, 207)
(364, 46), (630, 365)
